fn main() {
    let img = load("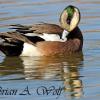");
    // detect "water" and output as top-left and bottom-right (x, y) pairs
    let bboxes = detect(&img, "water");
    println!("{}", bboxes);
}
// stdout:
(0, 0), (100, 100)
